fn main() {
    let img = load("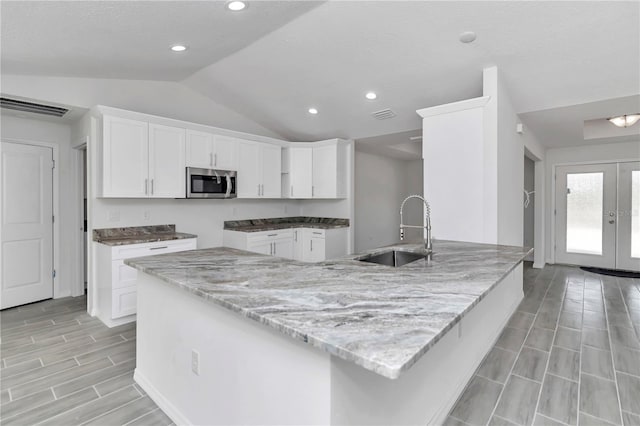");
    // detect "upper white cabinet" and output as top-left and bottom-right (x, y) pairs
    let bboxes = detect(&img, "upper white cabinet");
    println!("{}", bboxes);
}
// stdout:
(185, 130), (238, 170)
(282, 140), (348, 199)
(149, 124), (186, 198)
(101, 116), (185, 198)
(237, 140), (281, 198)
(102, 116), (149, 198)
